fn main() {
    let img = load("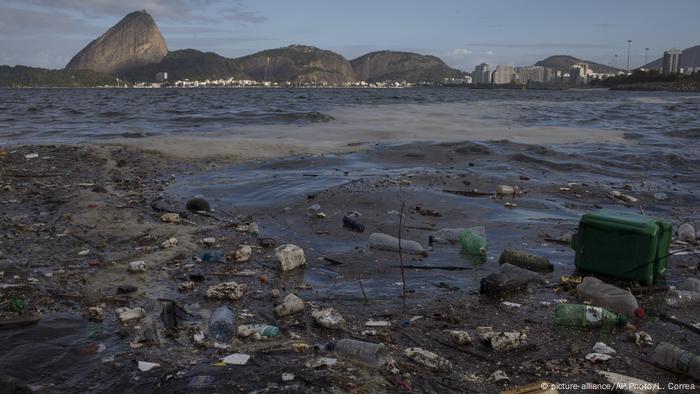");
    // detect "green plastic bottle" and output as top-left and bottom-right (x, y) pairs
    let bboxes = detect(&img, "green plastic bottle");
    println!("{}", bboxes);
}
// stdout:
(554, 304), (626, 329)
(459, 227), (487, 255)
